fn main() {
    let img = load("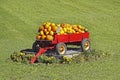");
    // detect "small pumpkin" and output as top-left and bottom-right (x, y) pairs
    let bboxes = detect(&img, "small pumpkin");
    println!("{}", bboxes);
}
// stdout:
(46, 35), (54, 41)
(49, 31), (54, 35)
(51, 26), (58, 32)
(41, 35), (46, 40)
(40, 31), (44, 35)
(36, 35), (41, 40)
